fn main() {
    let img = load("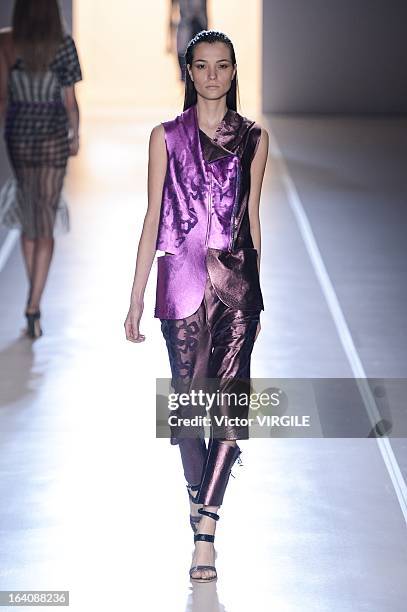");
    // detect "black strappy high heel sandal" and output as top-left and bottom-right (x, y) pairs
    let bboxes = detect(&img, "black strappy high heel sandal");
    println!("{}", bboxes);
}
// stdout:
(25, 310), (42, 339)
(186, 483), (203, 533)
(189, 508), (219, 583)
